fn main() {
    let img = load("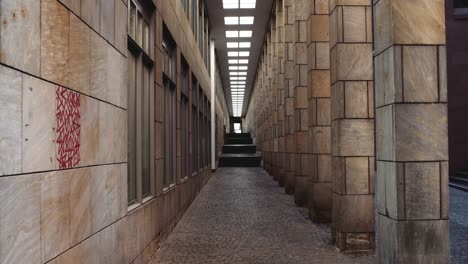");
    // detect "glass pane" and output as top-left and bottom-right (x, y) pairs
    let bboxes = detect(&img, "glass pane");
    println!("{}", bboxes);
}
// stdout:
(455, 0), (468, 8)
(129, 3), (136, 39)
(137, 12), (143, 46)
(144, 21), (150, 53)
(142, 67), (151, 196)
(127, 53), (137, 204)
